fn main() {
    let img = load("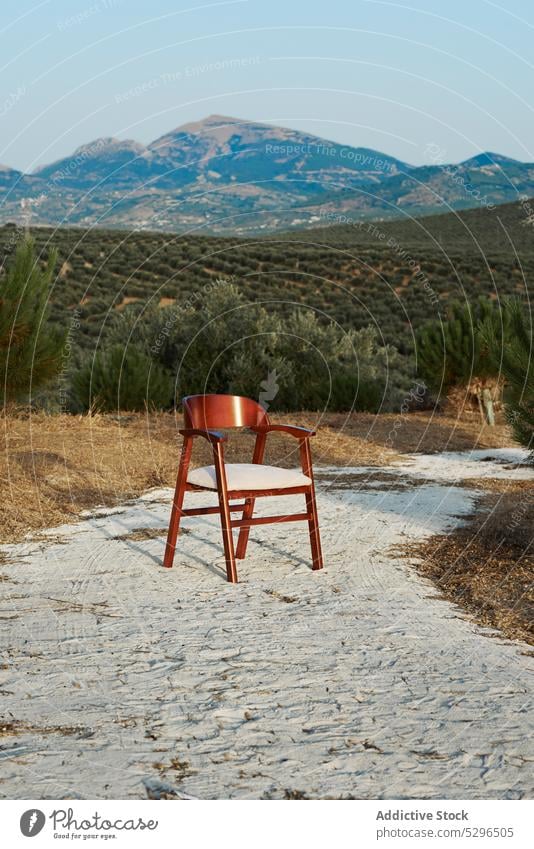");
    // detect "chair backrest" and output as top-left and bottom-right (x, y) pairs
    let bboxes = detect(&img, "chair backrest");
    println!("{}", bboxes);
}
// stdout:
(183, 394), (270, 430)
